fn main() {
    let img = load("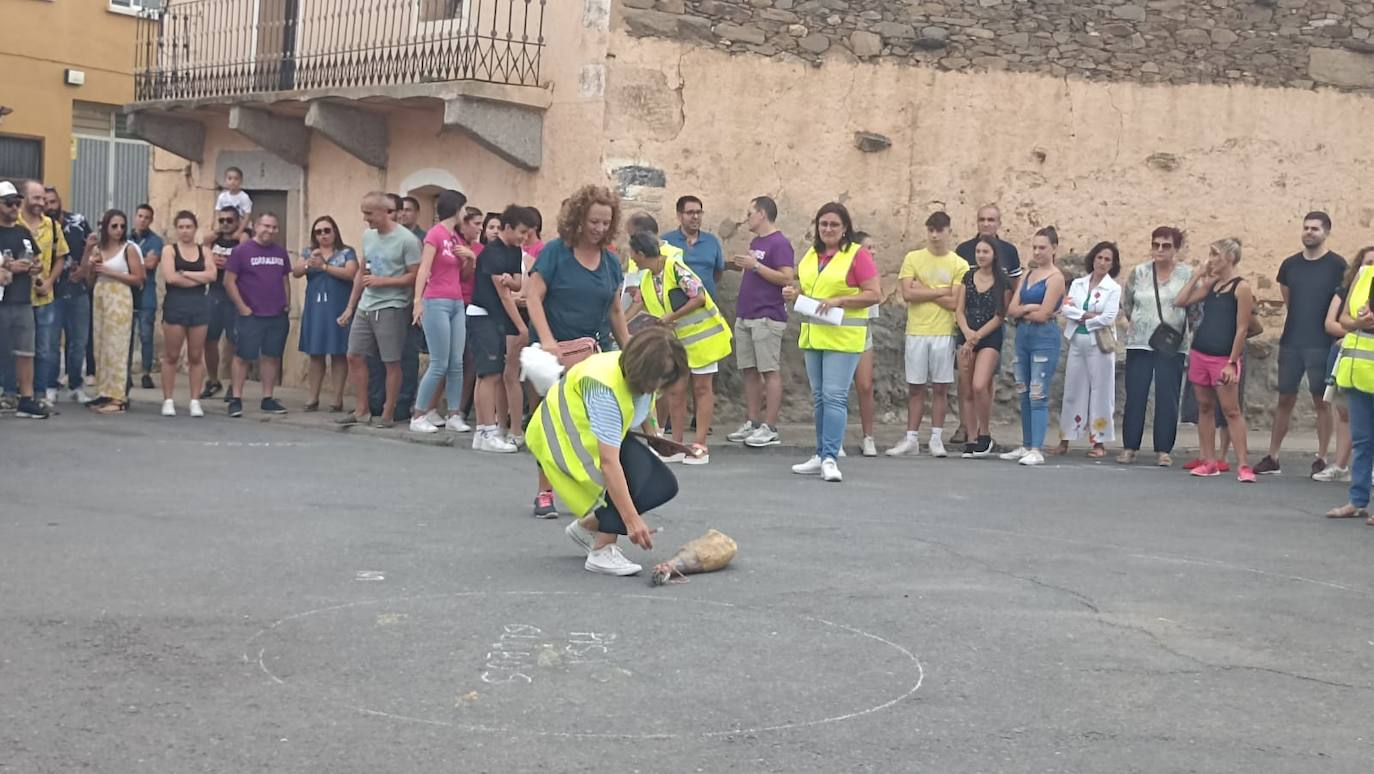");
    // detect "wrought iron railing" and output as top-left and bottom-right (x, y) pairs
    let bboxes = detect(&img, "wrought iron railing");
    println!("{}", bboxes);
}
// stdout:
(134, 0), (545, 101)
